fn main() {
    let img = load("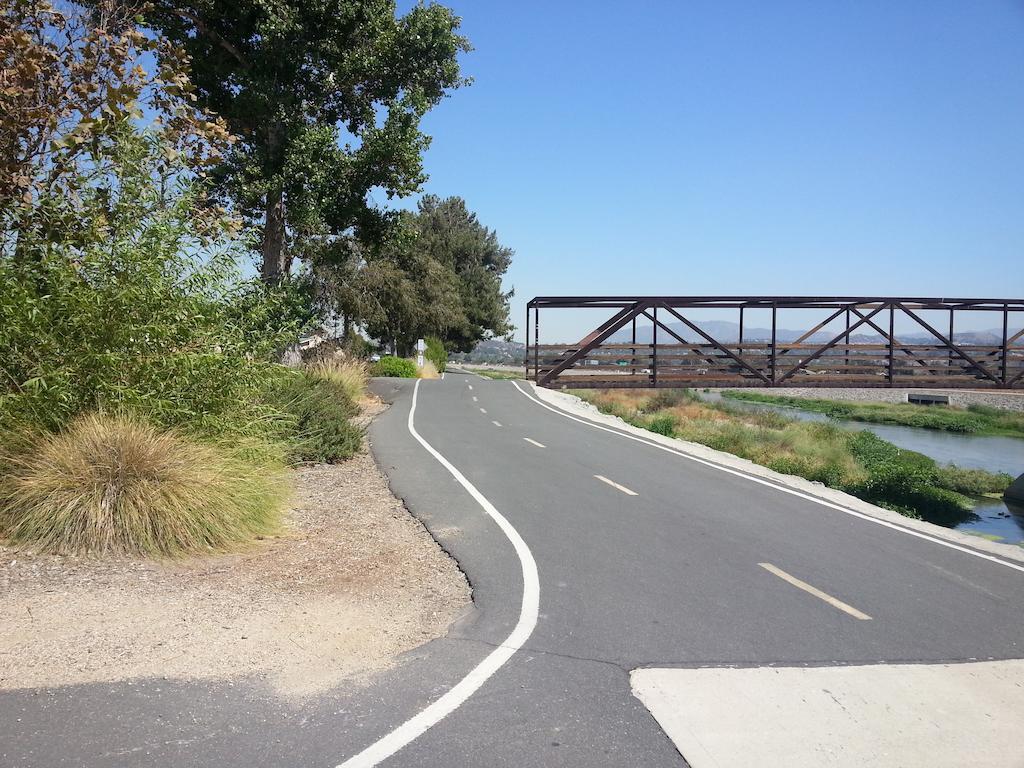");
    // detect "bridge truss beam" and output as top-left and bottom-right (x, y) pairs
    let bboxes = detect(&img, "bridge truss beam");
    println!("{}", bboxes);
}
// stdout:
(525, 296), (1024, 390)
